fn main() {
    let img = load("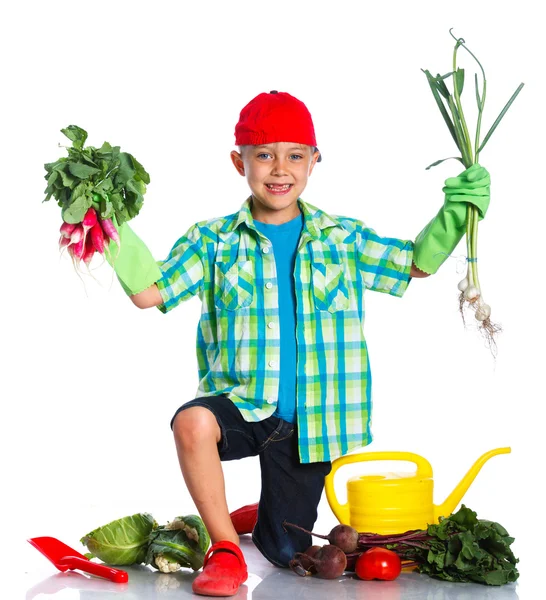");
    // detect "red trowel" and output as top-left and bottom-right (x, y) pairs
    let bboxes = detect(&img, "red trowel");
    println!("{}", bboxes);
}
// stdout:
(28, 536), (128, 583)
